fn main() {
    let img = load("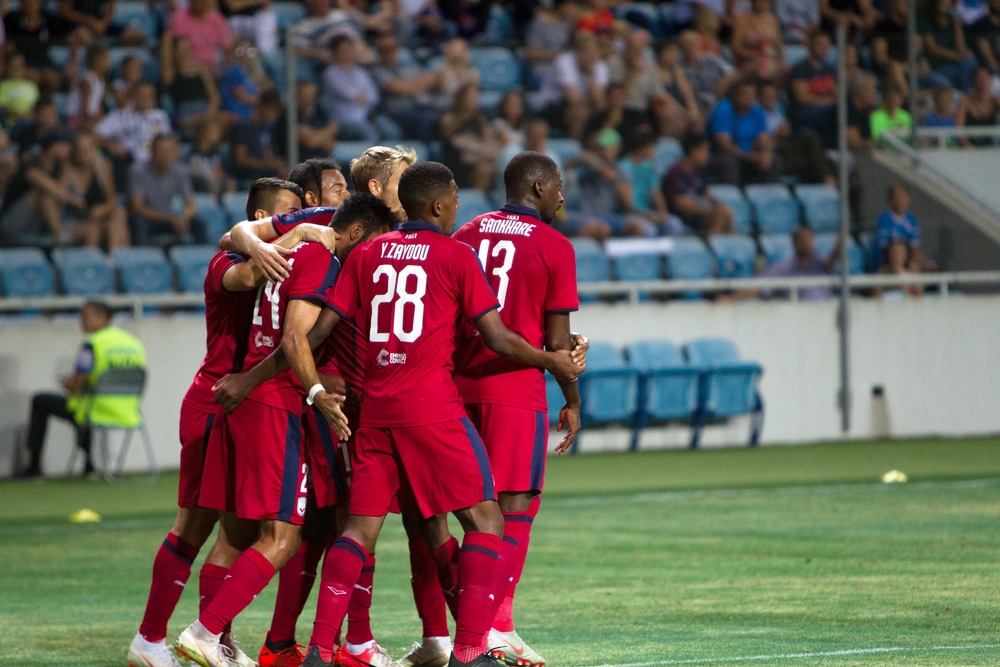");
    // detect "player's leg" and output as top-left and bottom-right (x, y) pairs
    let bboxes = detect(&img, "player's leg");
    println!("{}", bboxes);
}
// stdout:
(400, 509), (455, 667)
